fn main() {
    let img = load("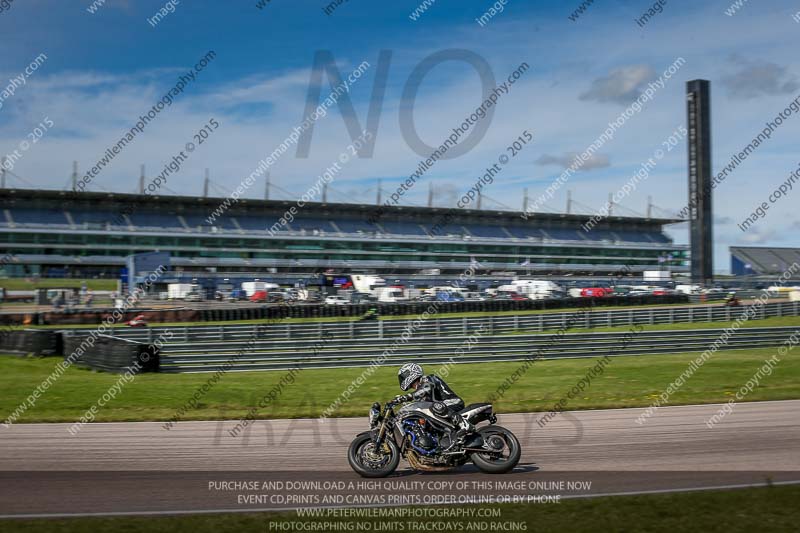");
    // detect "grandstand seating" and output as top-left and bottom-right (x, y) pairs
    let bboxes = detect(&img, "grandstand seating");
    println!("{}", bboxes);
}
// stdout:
(542, 229), (588, 241)
(0, 205), (675, 246)
(380, 221), (429, 236)
(731, 246), (800, 275)
(610, 231), (654, 243)
(334, 219), (377, 234)
(235, 217), (267, 231)
(647, 232), (671, 243)
(464, 225), (507, 238)
(128, 213), (183, 229)
(70, 210), (118, 225)
(290, 218), (336, 233)
(9, 208), (69, 226)
(505, 226), (546, 239)
(181, 214), (211, 229)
